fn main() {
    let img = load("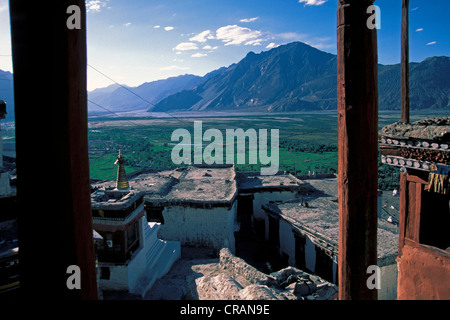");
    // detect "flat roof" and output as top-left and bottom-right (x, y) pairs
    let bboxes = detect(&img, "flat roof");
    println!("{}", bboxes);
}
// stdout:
(91, 189), (144, 210)
(163, 165), (237, 204)
(93, 165), (238, 206)
(380, 116), (450, 141)
(237, 172), (308, 193)
(264, 177), (399, 265)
